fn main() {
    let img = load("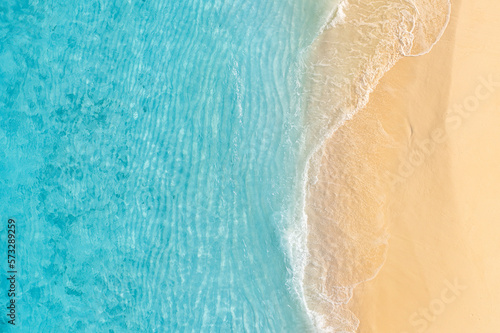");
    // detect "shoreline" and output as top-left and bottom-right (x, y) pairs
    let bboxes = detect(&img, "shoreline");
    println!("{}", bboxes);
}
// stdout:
(301, 0), (451, 331)
(345, 1), (462, 329)
(302, 0), (500, 331)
